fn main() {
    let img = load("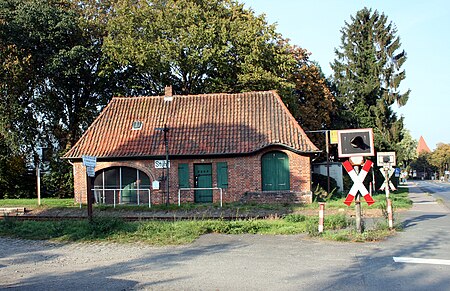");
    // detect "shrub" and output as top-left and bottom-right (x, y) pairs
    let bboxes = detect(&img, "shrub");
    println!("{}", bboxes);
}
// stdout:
(284, 214), (307, 223)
